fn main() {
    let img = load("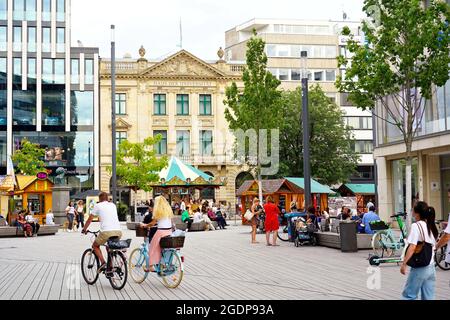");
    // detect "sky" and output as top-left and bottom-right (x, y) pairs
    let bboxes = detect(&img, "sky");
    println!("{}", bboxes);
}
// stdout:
(71, 0), (365, 61)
